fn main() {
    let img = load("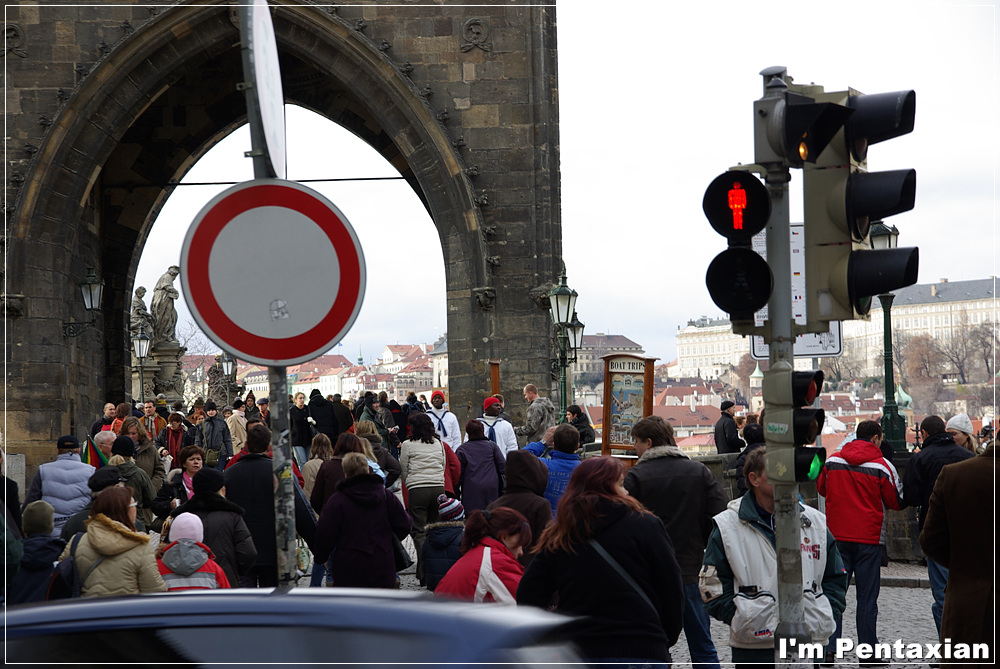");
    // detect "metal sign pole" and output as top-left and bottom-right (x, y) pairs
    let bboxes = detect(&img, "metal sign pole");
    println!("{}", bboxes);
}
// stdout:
(238, 2), (297, 590)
